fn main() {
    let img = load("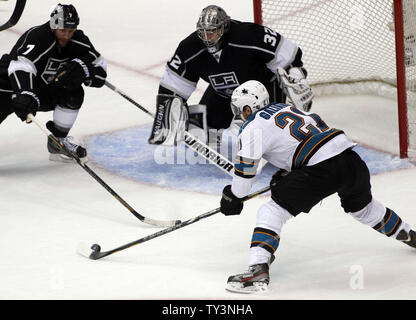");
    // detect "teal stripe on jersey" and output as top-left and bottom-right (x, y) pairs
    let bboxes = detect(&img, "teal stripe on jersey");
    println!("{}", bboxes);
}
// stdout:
(292, 129), (344, 169)
(234, 156), (260, 178)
